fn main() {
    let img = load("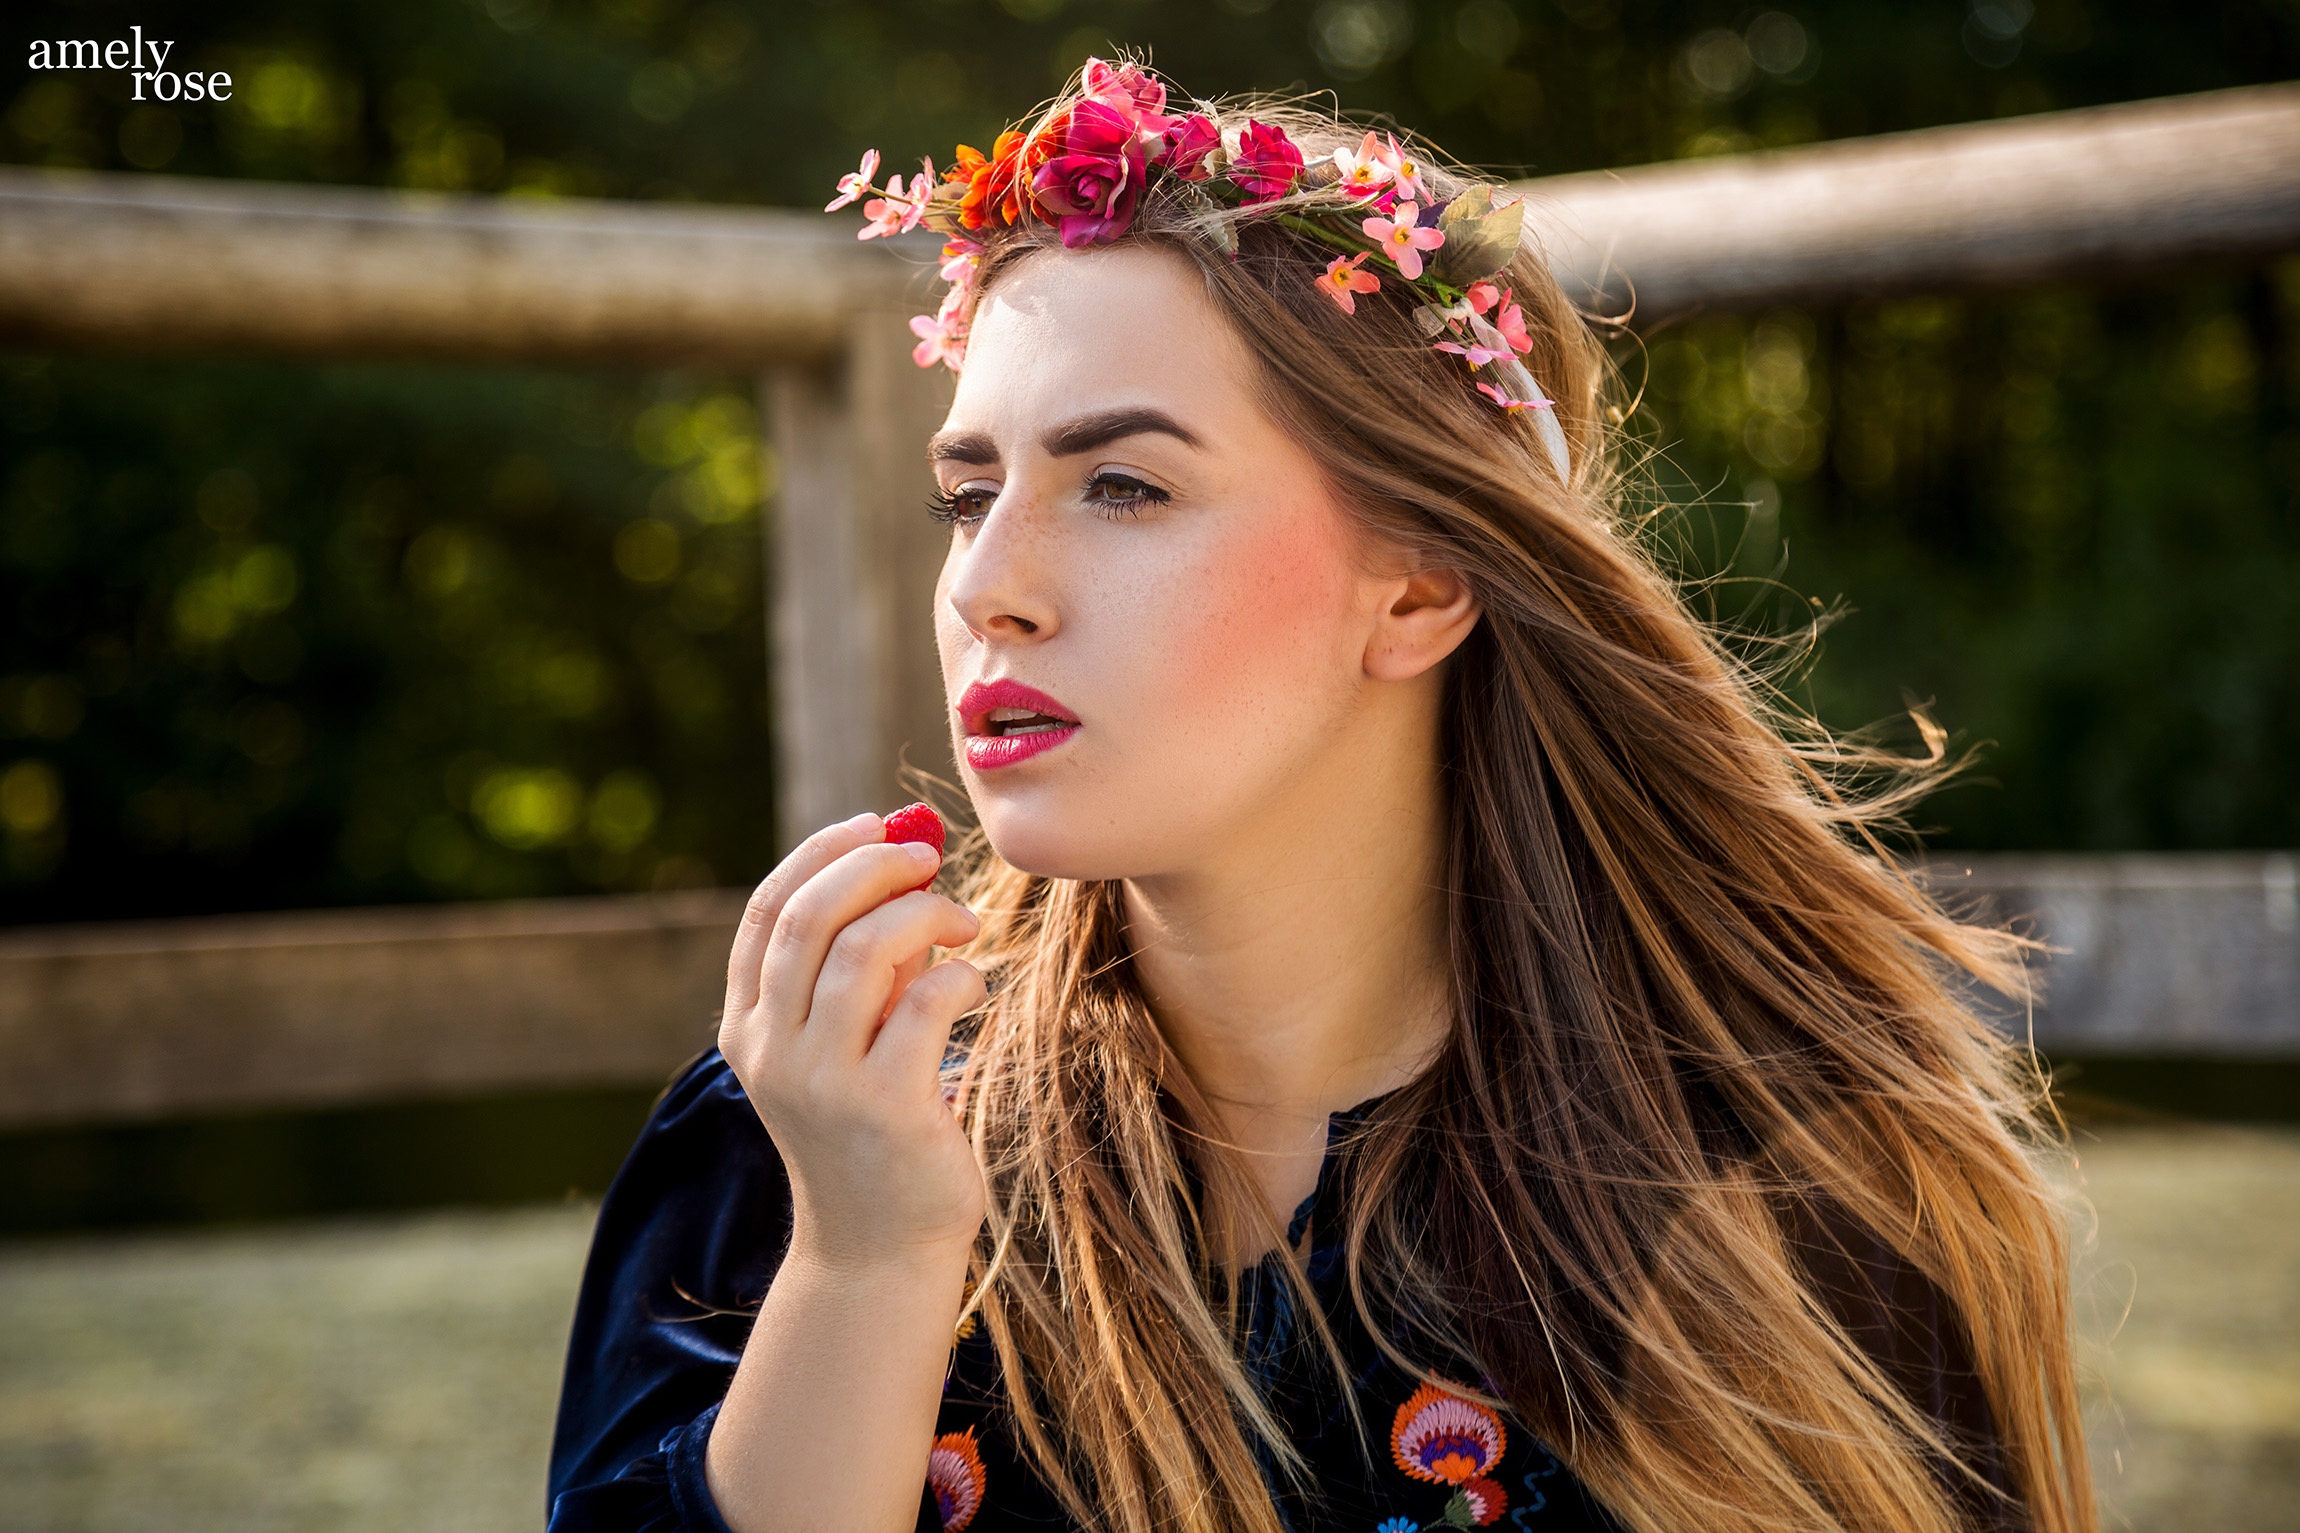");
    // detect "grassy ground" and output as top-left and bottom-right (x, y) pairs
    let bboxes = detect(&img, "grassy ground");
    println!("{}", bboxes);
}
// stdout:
(0, 1204), (590, 1532)
(2069, 1123), (2300, 1531)
(0, 1126), (2293, 1532)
